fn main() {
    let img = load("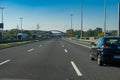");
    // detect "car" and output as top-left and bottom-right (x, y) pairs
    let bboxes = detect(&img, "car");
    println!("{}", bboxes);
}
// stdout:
(90, 36), (120, 66)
